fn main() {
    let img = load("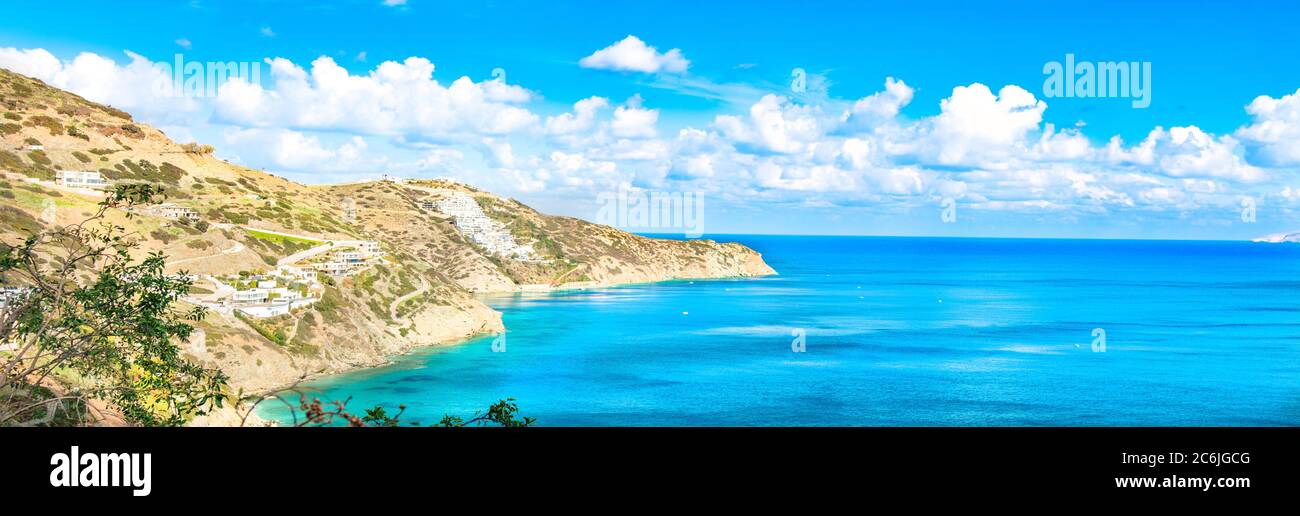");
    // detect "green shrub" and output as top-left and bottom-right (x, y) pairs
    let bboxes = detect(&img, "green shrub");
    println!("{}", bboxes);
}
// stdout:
(25, 115), (63, 135)
(26, 150), (51, 166)
(67, 125), (89, 141)
(149, 228), (176, 244)
(159, 162), (187, 183)
(181, 142), (215, 154)
(98, 104), (131, 120)
(233, 311), (288, 346)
